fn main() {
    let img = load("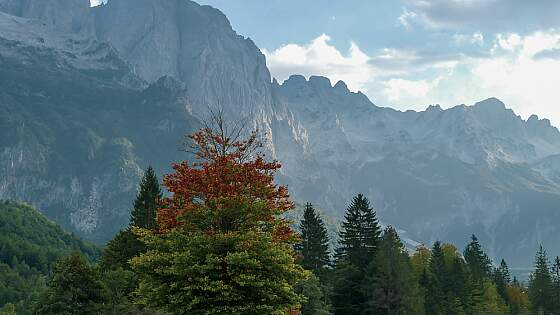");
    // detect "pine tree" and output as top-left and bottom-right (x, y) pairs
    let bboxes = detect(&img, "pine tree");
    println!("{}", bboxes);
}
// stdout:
(367, 226), (424, 314)
(463, 235), (492, 282)
(100, 166), (162, 270)
(332, 194), (381, 314)
(331, 261), (363, 315)
(335, 194), (381, 270)
(424, 241), (446, 314)
(130, 166), (162, 230)
(528, 246), (553, 314)
(297, 203), (331, 275)
(33, 252), (105, 314)
(493, 259), (510, 306)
